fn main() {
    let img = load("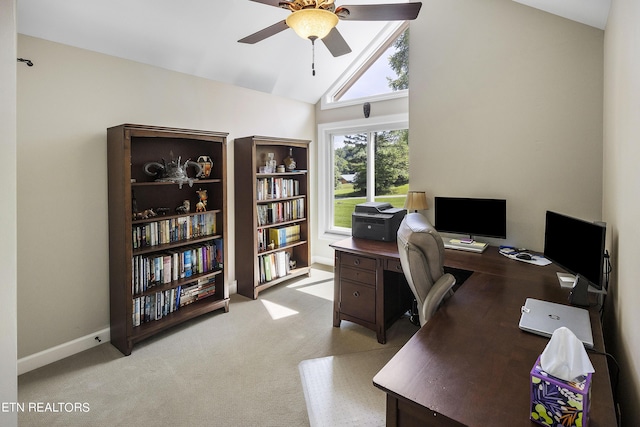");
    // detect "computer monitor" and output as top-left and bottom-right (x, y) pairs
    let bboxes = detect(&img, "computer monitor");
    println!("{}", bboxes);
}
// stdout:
(543, 210), (606, 290)
(434, 197), (507, 239)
